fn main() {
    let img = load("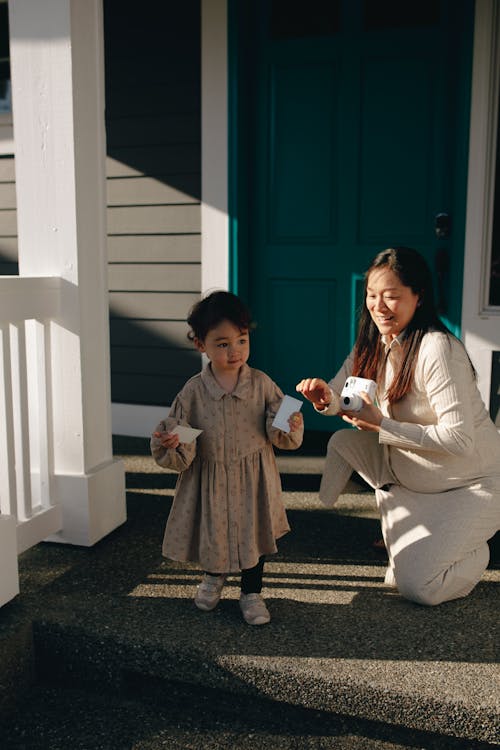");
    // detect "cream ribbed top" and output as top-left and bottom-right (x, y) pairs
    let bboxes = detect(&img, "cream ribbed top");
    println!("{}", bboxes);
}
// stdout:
(326, 332), (500, 493)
